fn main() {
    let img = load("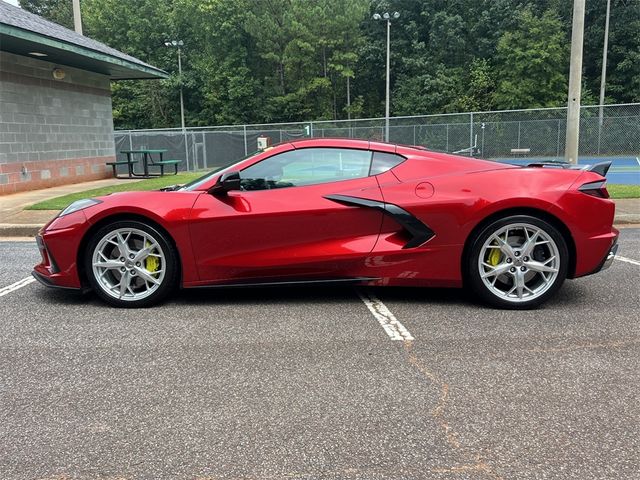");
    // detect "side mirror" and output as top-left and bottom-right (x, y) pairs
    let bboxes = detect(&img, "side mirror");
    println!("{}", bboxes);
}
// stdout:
(209, 171), (241, 195)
